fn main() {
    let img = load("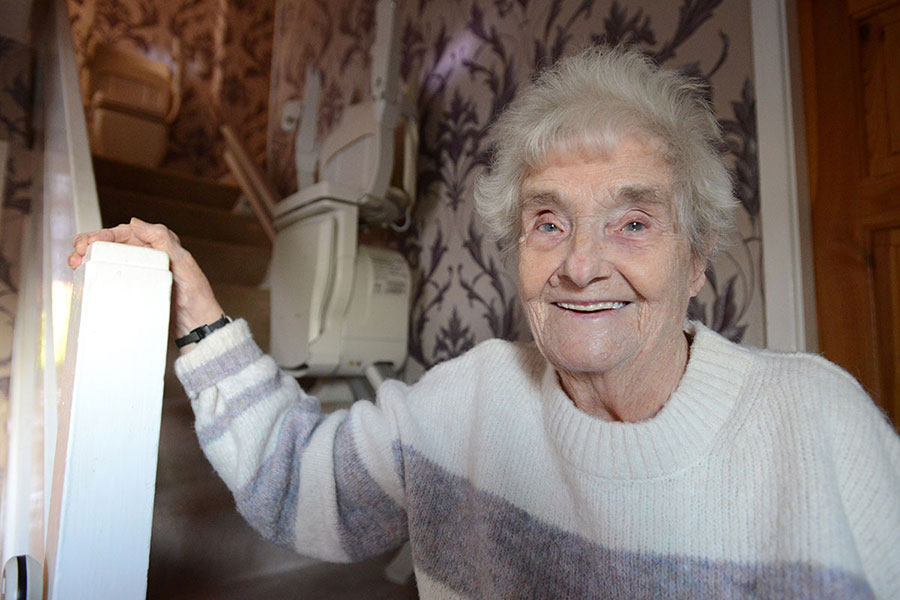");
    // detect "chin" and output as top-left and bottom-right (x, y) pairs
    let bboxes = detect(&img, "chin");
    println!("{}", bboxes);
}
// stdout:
(539, 342), (627, 376)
